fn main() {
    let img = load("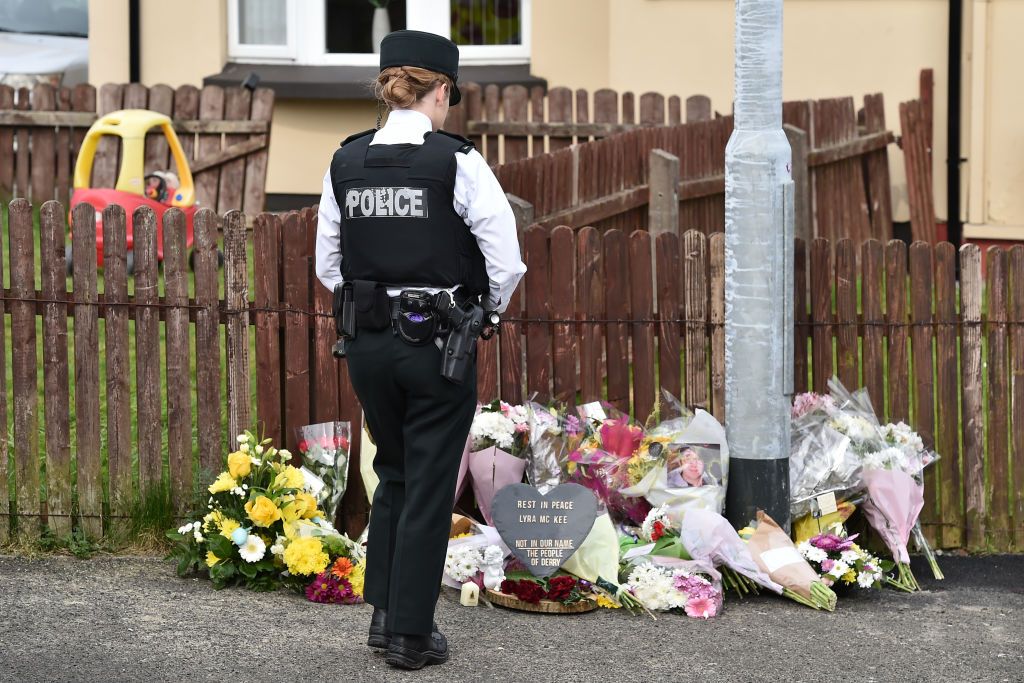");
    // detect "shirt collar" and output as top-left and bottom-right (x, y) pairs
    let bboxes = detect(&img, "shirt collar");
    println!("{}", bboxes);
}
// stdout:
(373, 109), (434, 145)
